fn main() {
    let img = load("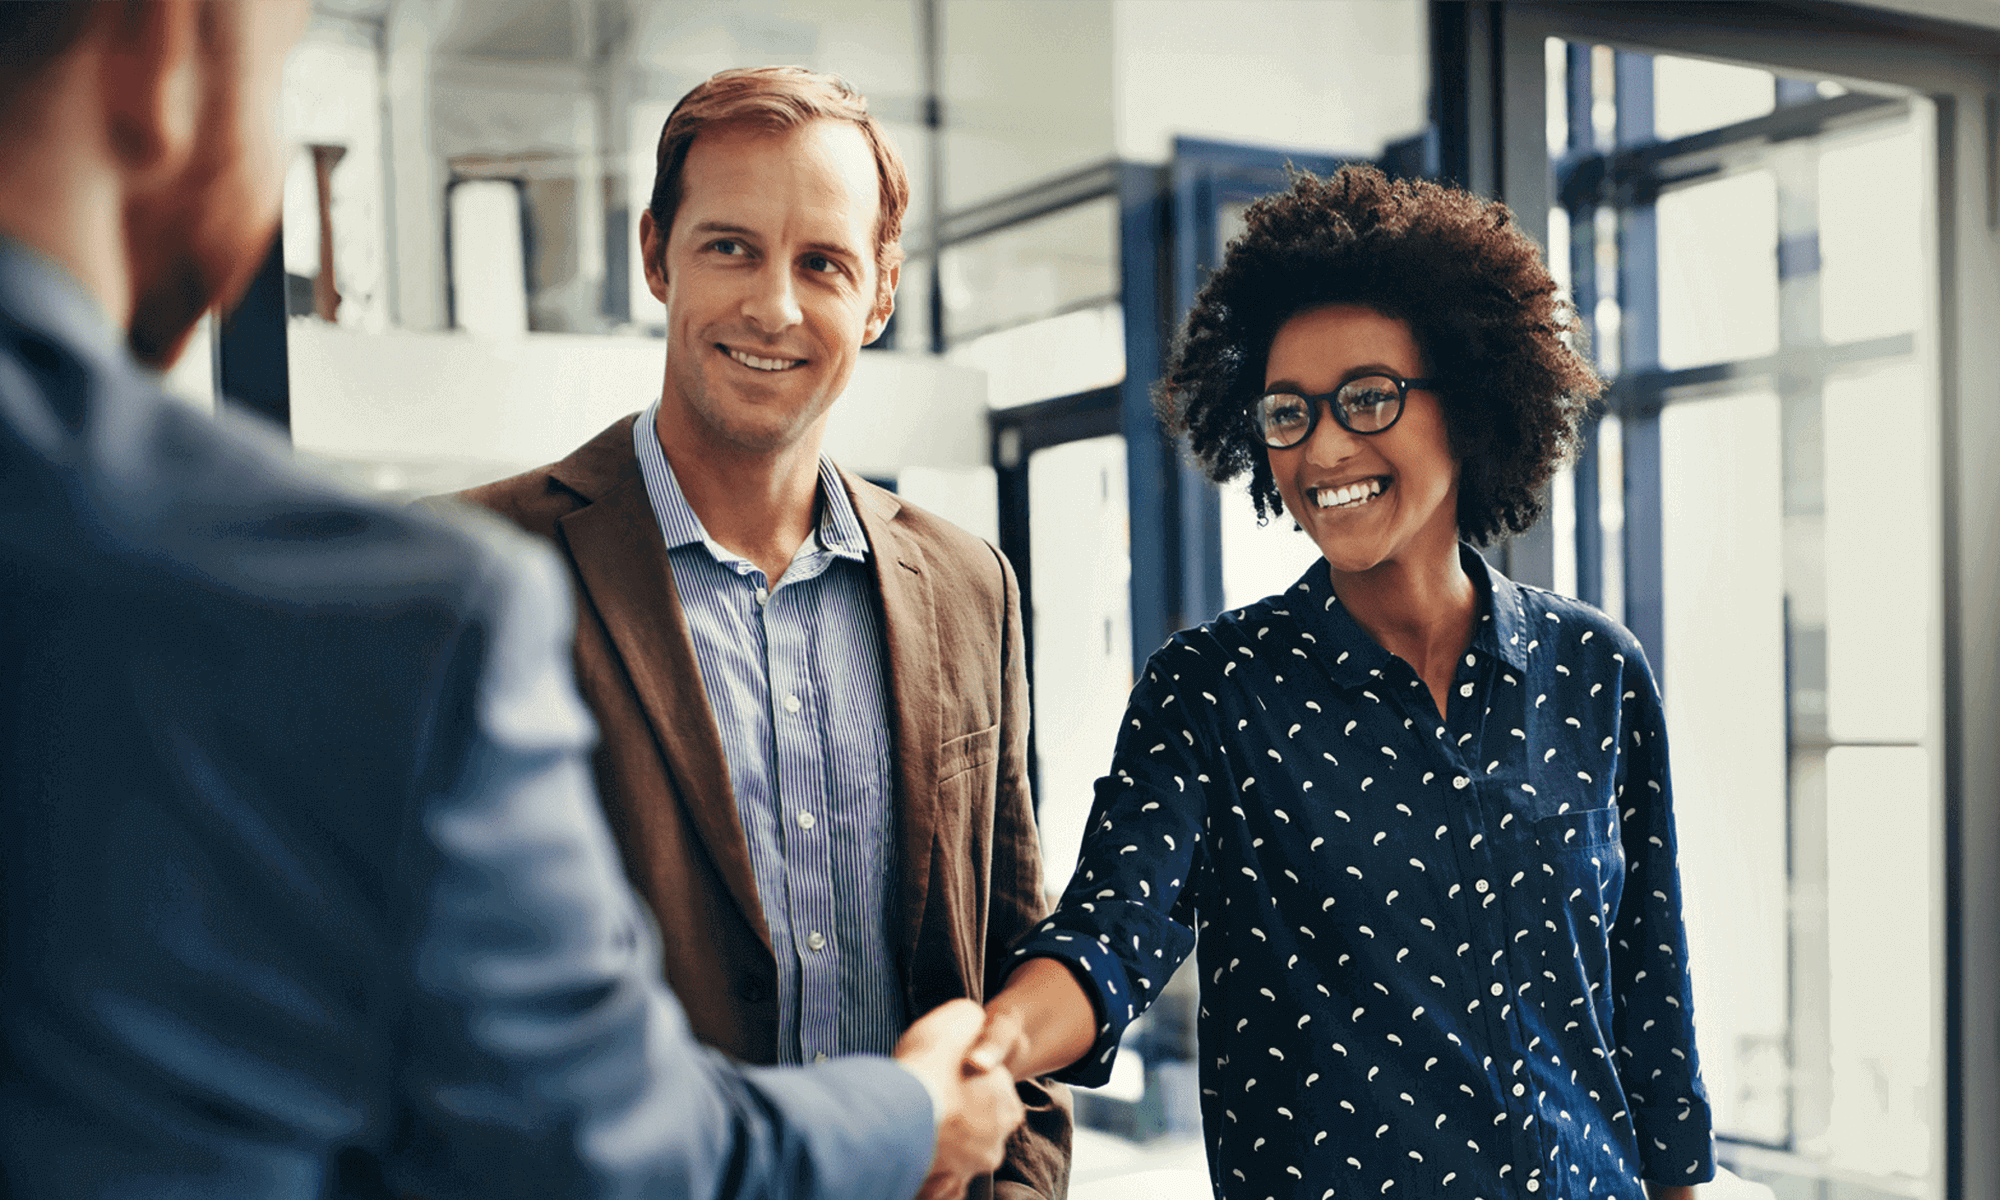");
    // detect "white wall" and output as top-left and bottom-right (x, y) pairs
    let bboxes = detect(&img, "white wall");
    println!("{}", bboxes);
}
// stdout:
(1111, 0), (1428, 163)
(283, 18), (393, 332)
